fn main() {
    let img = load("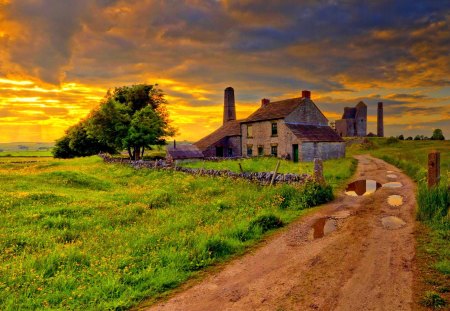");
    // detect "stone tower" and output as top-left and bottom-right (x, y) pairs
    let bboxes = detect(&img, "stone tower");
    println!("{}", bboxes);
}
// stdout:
(377, 102), (384, 137)
(223, 87), (236, 124)
(355, 101), (367, 137)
